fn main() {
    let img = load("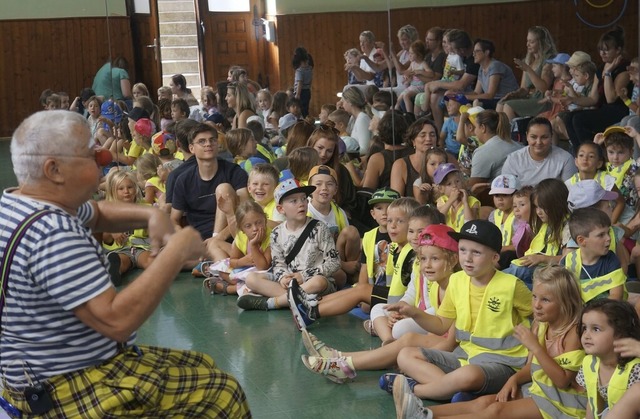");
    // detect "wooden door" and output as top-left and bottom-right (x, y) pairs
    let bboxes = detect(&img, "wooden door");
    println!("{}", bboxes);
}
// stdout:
(130, 0), (163, 95)
(198, 0), (266, 88)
